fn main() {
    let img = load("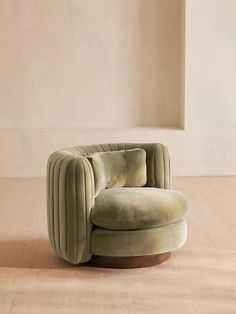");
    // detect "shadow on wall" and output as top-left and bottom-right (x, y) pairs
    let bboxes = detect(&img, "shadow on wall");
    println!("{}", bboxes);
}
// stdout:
(133, 0), (185, 128)
(0, 0), (184, 129)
